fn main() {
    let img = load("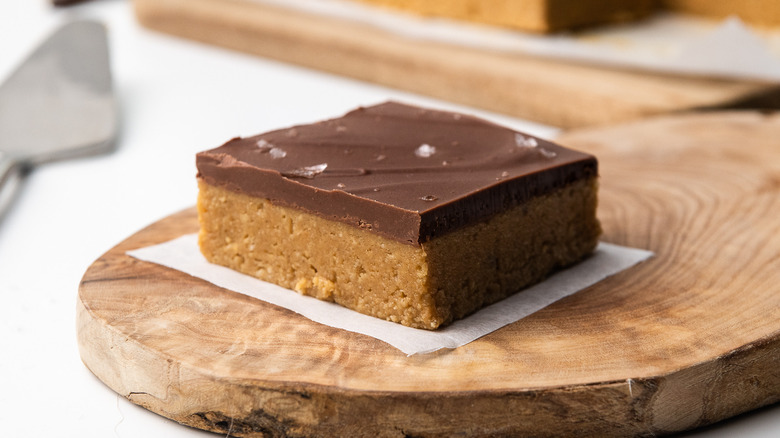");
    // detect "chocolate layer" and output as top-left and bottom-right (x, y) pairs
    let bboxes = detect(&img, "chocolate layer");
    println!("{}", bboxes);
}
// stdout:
(196, 101), (597, 245)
